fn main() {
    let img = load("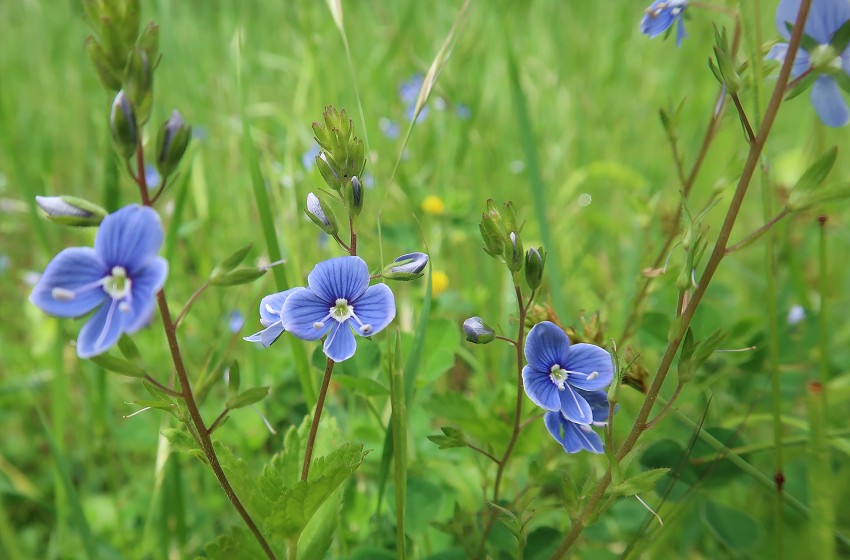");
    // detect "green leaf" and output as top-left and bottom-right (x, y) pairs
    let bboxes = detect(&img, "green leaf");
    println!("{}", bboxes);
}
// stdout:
(226, 386), (269, 409)
(615, 468), (671, 496)
(789, 182), (850, 211)
(211, 243), (253, 277)
(210, 267), (267, 286)
(202, 526), (265, 560)
(427, 426), (468, 449)
(297, 486), (341, 560)
(266, 443), (367, 538)
(116, 334), (142, 362)
(701, 500), (763, 551)
(161, 428), (202, 460)
(490, 503), (523, 542)
(89, 353), (147, 378)
(227, 360), (241, 396)
(787, 147), (838, 210)
(332, 374), (389, 397)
